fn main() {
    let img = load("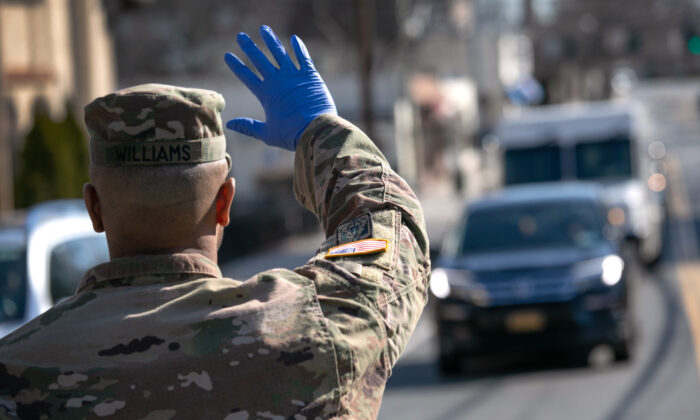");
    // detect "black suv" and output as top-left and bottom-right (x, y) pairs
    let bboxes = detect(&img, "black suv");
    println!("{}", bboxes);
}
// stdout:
(432, 182), (633, 373)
